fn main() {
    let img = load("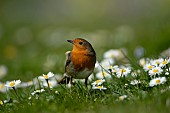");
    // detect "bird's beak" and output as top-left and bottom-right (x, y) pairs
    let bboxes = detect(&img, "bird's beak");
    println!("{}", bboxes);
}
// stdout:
(67, 40), (74, 44)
